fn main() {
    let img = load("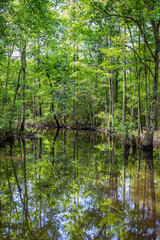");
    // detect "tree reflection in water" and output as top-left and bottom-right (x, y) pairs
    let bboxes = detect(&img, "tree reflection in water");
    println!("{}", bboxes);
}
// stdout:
(0, 130), (160, 239)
